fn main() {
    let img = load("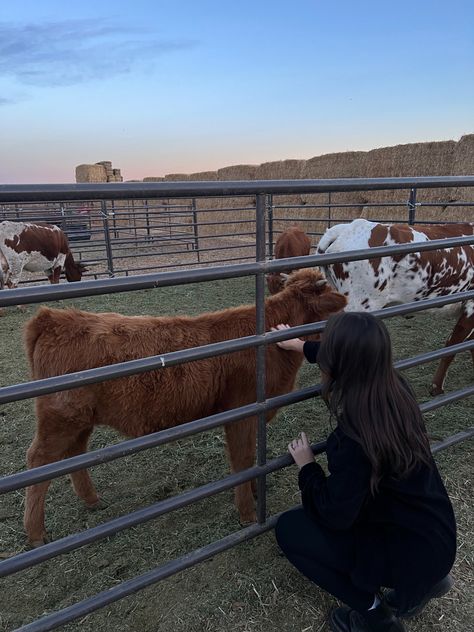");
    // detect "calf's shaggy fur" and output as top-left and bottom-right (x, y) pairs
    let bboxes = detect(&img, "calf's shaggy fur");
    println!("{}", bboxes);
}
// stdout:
(23, 269), (346, 546)
(266, 227), (312, 294)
